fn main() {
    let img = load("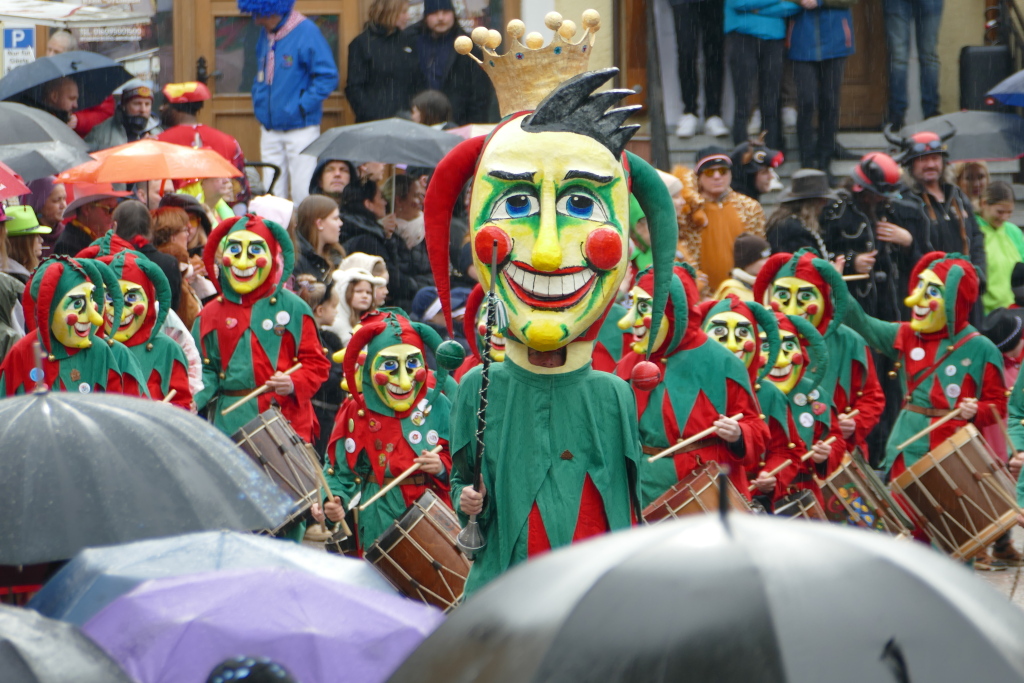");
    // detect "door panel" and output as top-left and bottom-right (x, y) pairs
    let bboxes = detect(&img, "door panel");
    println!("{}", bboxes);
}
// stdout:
(839, 0), (888, 129)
